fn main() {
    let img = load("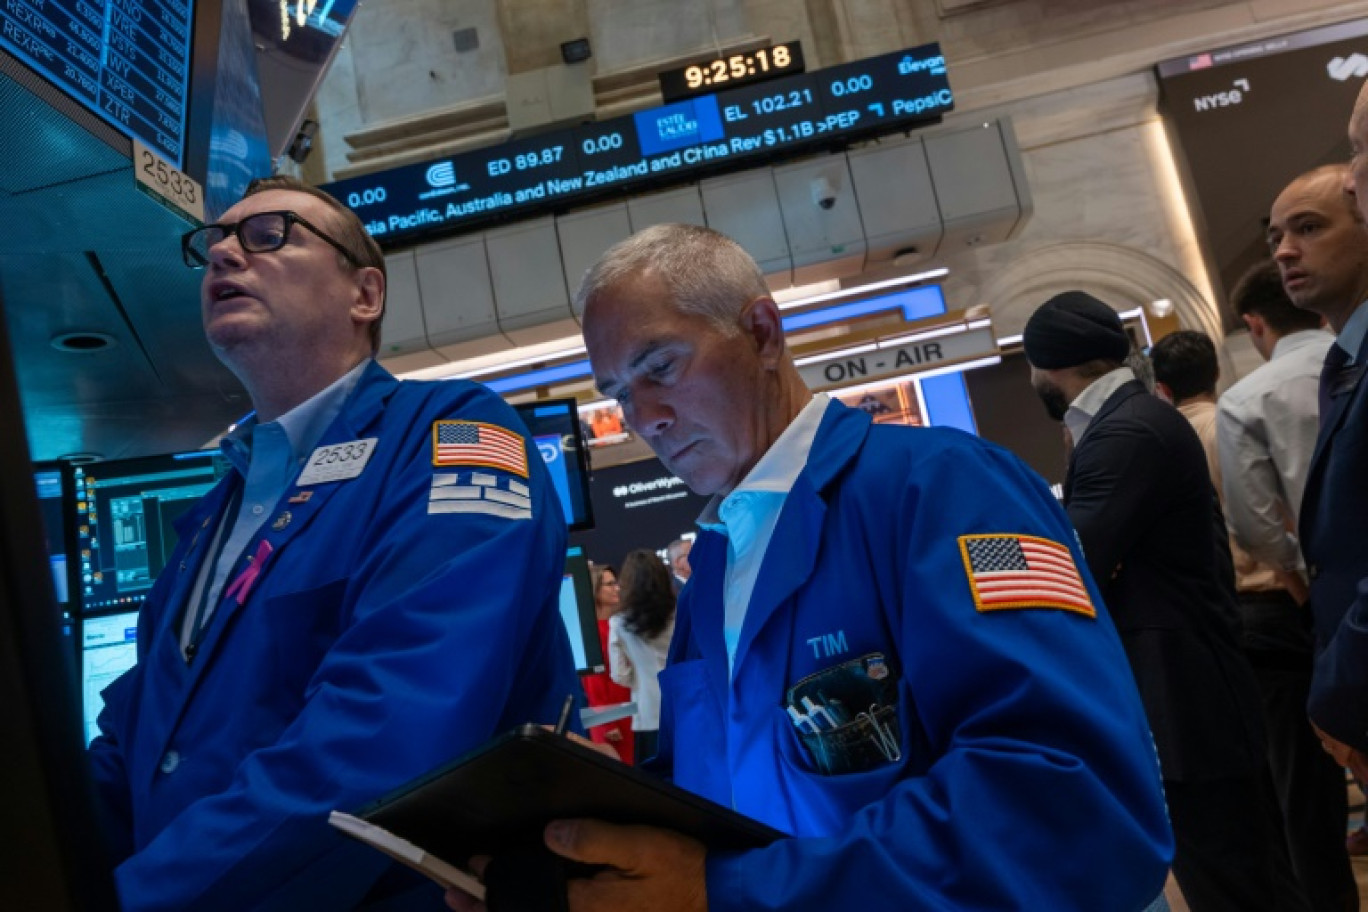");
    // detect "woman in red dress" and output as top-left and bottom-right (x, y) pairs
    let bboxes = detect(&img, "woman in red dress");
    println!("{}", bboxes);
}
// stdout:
(581, 564), (633, 764)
